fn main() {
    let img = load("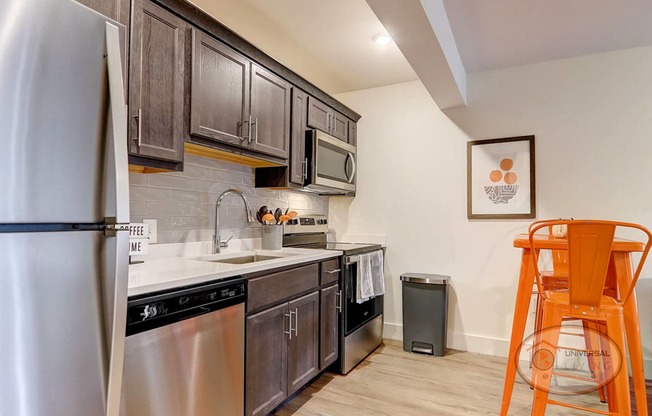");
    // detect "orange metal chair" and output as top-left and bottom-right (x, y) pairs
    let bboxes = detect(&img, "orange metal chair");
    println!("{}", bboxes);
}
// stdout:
(528, 220), (651, 415)
(528, 220), (607, 403)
